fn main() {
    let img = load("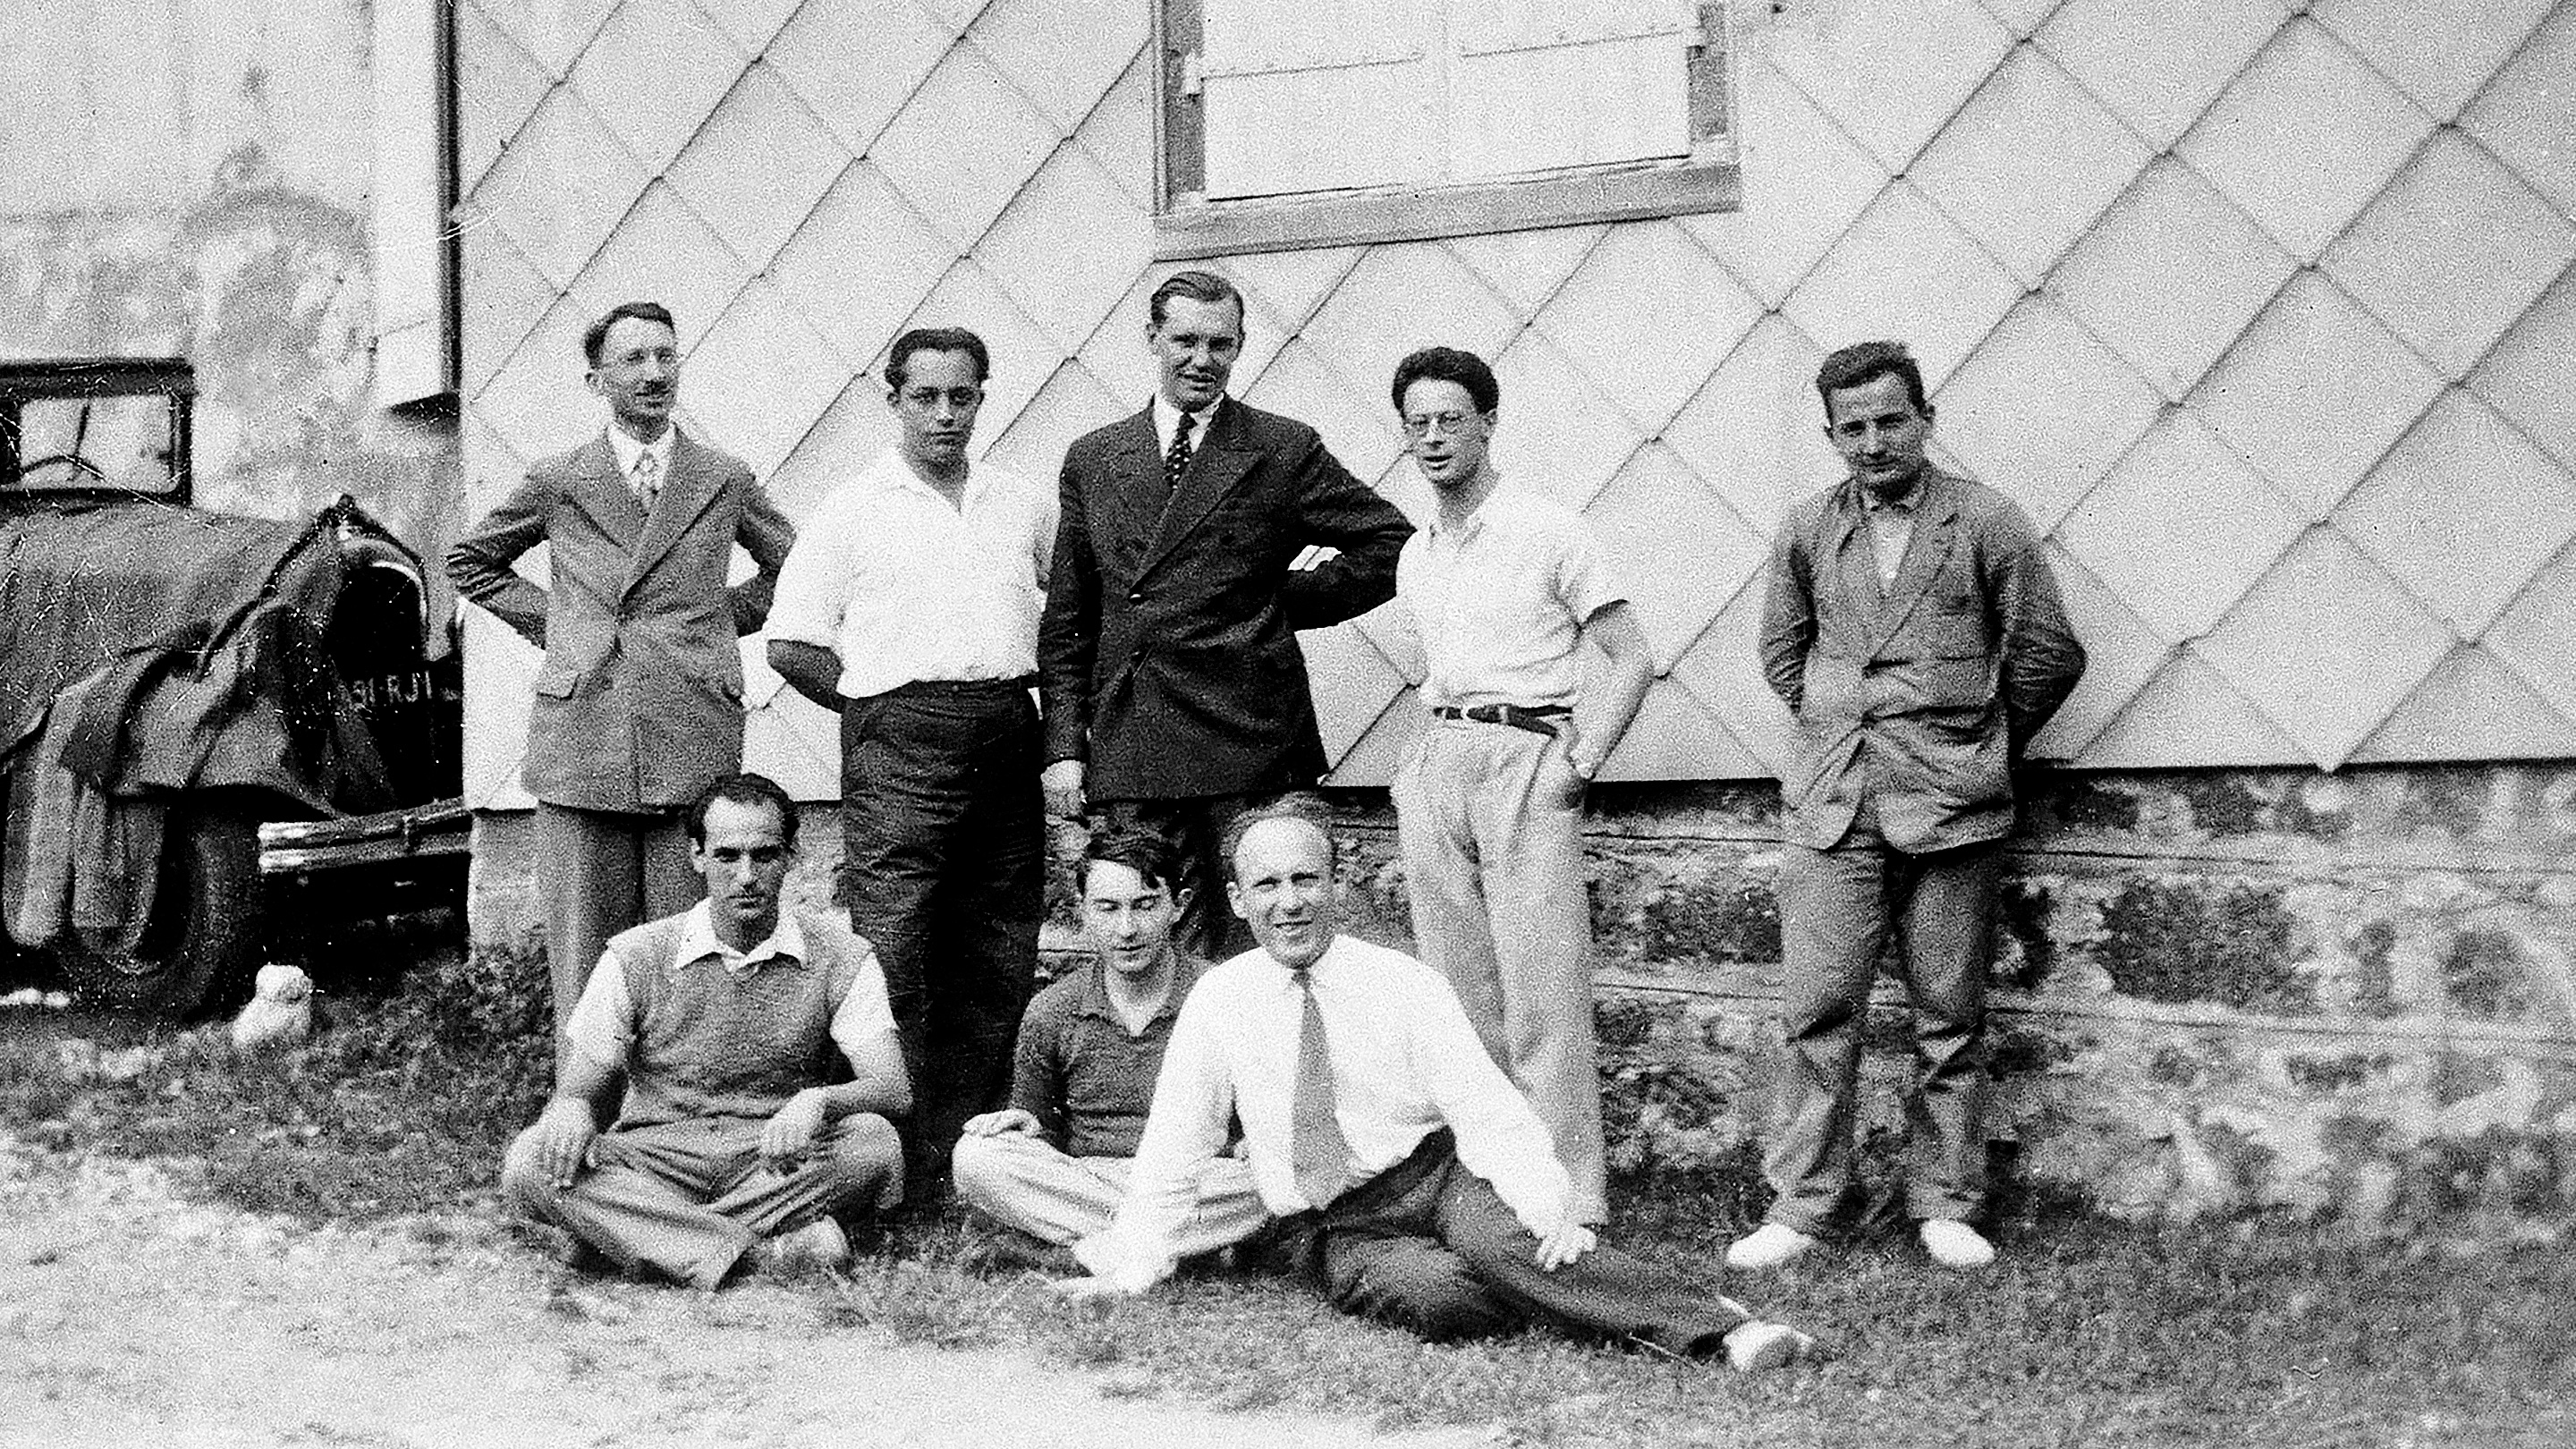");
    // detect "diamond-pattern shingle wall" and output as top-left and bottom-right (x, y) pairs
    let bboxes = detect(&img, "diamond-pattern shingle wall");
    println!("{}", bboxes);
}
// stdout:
(456, 0), (2576, 809)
